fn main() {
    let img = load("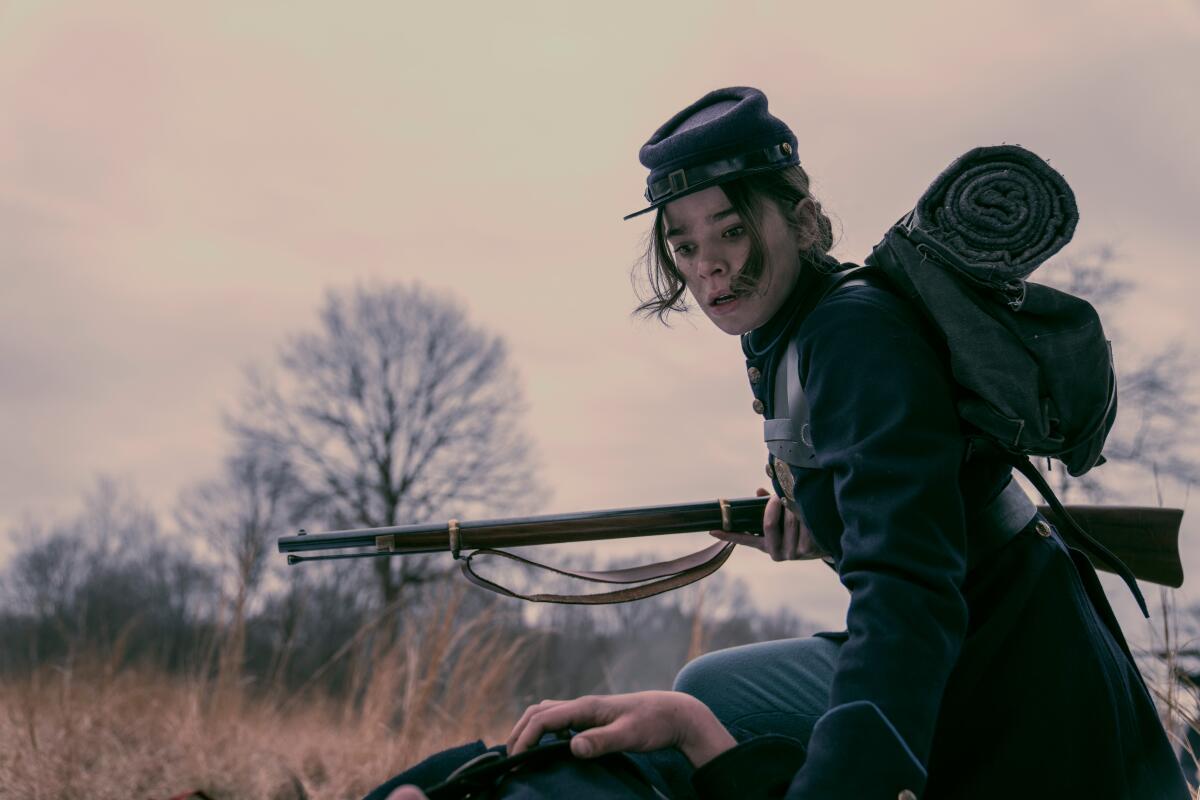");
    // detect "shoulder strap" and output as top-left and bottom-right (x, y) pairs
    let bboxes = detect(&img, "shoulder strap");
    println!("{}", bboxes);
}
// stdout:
(765, 268), (879, 470)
